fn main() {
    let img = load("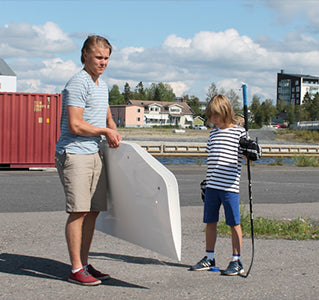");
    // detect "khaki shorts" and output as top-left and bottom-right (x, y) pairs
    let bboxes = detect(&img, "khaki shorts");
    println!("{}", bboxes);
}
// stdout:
(55, 152), (107, 213)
